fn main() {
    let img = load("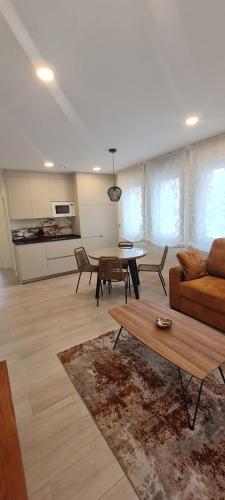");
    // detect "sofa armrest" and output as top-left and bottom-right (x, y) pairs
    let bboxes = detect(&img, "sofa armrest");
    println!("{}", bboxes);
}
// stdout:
(169, 266), (185, 310)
